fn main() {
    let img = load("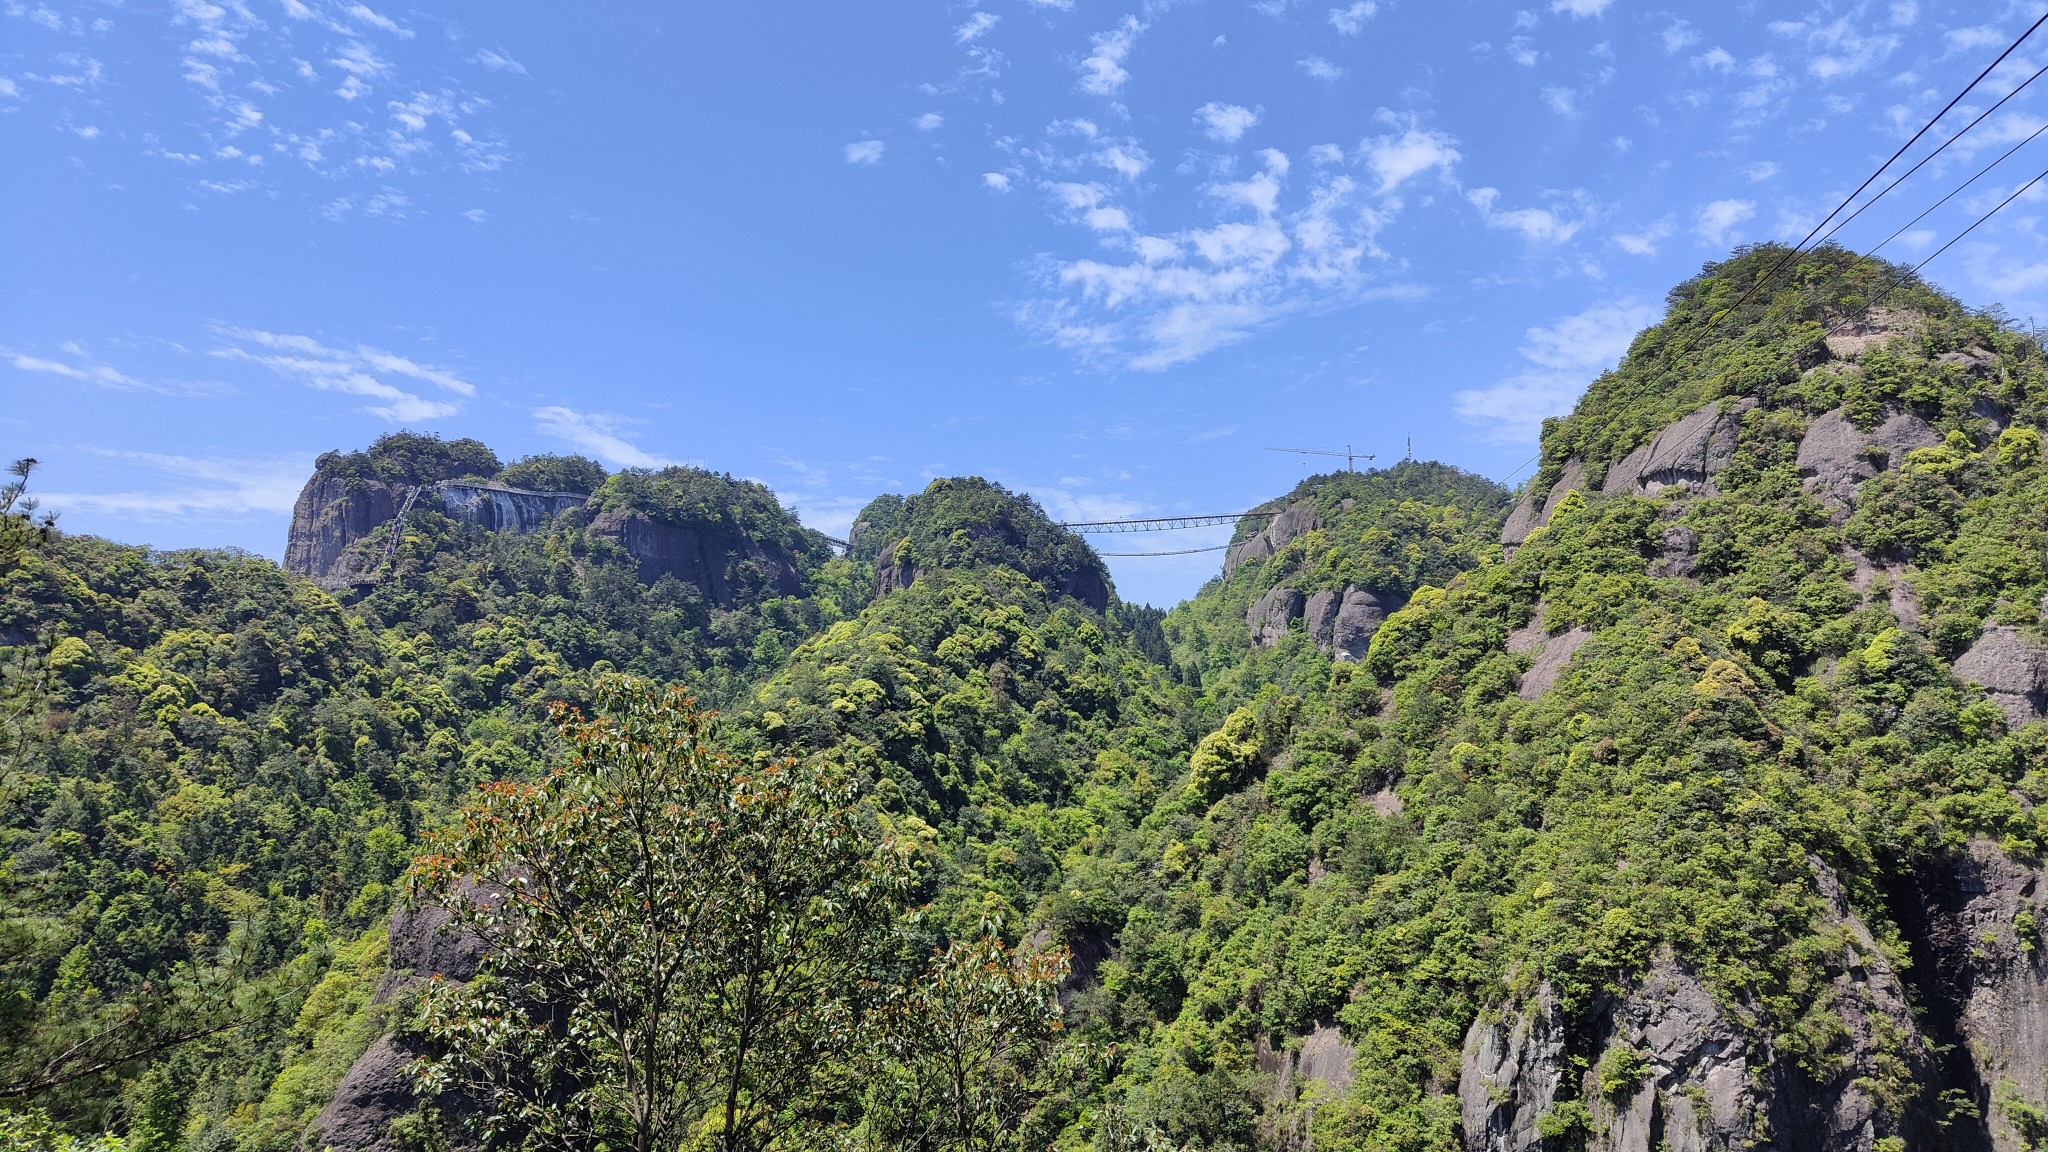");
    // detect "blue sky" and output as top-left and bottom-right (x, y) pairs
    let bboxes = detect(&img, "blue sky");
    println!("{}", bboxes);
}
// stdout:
(8, 0), (2048, 606)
